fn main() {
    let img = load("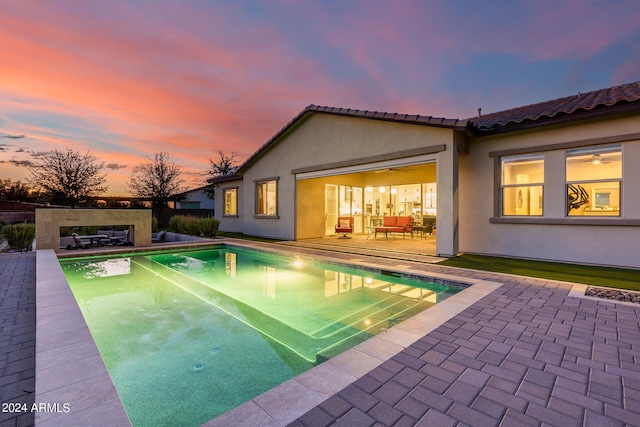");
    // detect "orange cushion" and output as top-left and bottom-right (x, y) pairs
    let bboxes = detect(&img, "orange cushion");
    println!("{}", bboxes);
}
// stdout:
(396, 216), (411, 227)
(383, 216), (397, 226)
